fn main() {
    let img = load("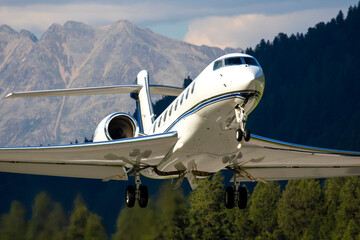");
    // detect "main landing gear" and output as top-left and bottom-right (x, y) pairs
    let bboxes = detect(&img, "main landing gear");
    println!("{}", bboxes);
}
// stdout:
(224, 169), (248, 209)
(235, 105), (250, 142)
(125, 171), (148, 208)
